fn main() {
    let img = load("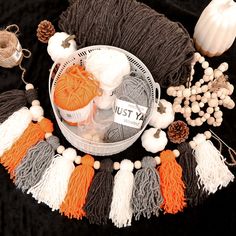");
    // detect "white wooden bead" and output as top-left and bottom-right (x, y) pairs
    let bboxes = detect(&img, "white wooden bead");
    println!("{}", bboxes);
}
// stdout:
(204, 67), (213, 76)
(204, 131), (211, 139)
(57, 145), (65, 154)
(202, 61), (209, 69)
(167, 87), (175, 96)
(200, 79), (205, 84)
(114, 162), (120, 170)
(214, 107), (220, 112)
(45, 133), (52, 139)
(189, 141), (196, 149)
(197, 88), (202, 94)
(208, 98), (218, 107)
(211, 93), (217, 99)
(32, 100), (40, 106)
(228, 84), (234, 94)
(214, 111), (223, 118)
(195, 82), (201, 87)
(194, 52), (201, 62)
(199, 102), (204, 108)
(214, 69), (223, 78)
(179, 85), (185, 91)
(75, 156), (81, 164)
(30, 105), (44, 121)
(203, 75), (210, 82)
(191, 68), (195, 76)
(192, 102), (200, 113)
(190, 95), (196, 102)
(185, 107), (191, 114)
(183, 88), (191, 97)
(227, 100), (235, 109)
(201, 97), (208, 103)
(196, 95), (201, 100)
(199, 111), (204, 116)
(173, 149), (180, 158)
(199, 56), (205, 63)
(207, 117), (215, 125)
(217, 90), (223, 97)
(220, 94), (226, 100)
(201, 117), (206, 122)
(155, 156), (161, 165)
(25, 83), (34, 90)
(204, 113), (210, 119)
(216, 118), (223, 124)
(190, 120), (196, 126)
(207, 107), (214, 114)
(204, 92), (211, 99)
(62, 148), (77, 161)
(94, 161), (100, 170)
(200, 85), (208, 93)
(223, 96), (231, 105)
(218, 100), (223, 105)
(173, 104), (182, 112)
(220, 62), (228, 71)
(134, 160), (142, 169)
